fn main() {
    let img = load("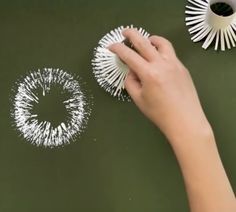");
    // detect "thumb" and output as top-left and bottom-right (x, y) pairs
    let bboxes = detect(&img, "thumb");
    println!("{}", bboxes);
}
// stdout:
(125, 70), (142, 101)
